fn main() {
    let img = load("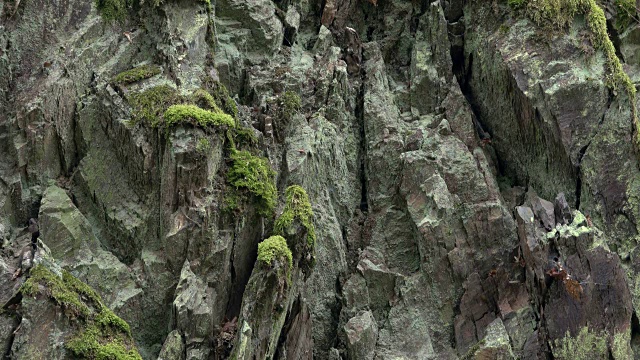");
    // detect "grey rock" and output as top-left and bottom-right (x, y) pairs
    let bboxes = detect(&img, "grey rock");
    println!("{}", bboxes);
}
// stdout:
(158, 330), (185, 360)
(344, 311), (378, 360)
(554, 193), (572, 225)
(173, 261), (214, 353)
